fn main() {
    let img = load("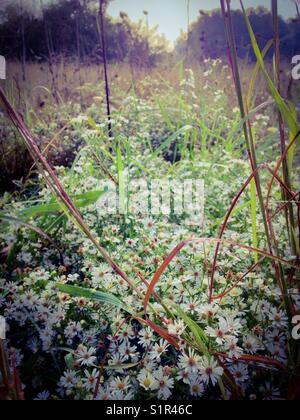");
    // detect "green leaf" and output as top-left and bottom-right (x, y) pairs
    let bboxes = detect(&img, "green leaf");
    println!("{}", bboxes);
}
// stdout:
(246, 39), (273, 110)
(173, 303), (209, 355)
(242, 4), (298, 133)
(116, 139), (126, 214)
(0, 214), (60, 252)
(157, 99), (175, 131)
(241, 1), (299, 168)
(56, 284), (134, 315)
(19, 189), (107, 220)
(65, 353), (75, 369)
